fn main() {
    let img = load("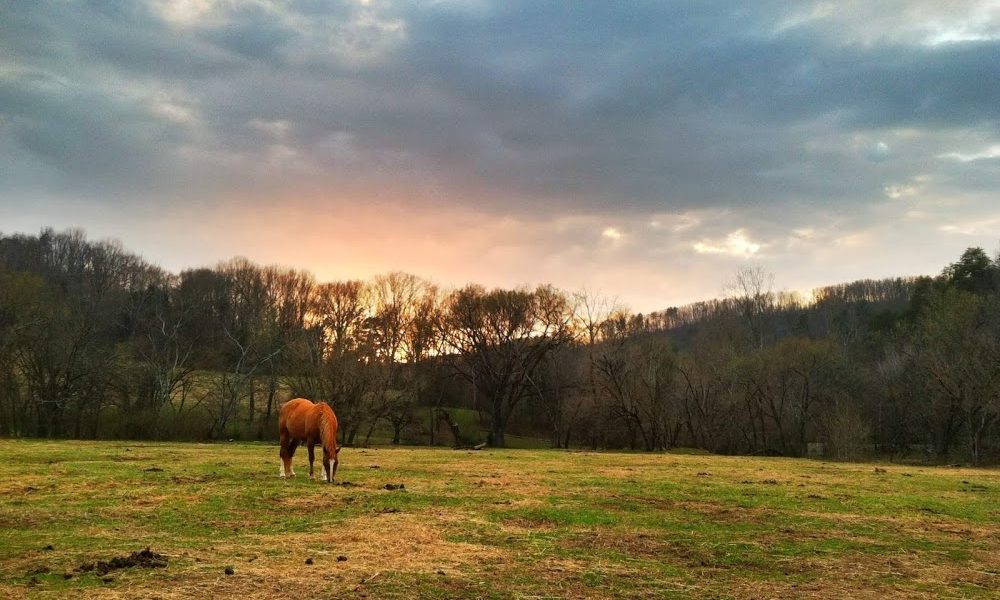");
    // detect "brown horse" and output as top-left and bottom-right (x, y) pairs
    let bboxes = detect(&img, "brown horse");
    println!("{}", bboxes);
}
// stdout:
(278, 398), (340, 483)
